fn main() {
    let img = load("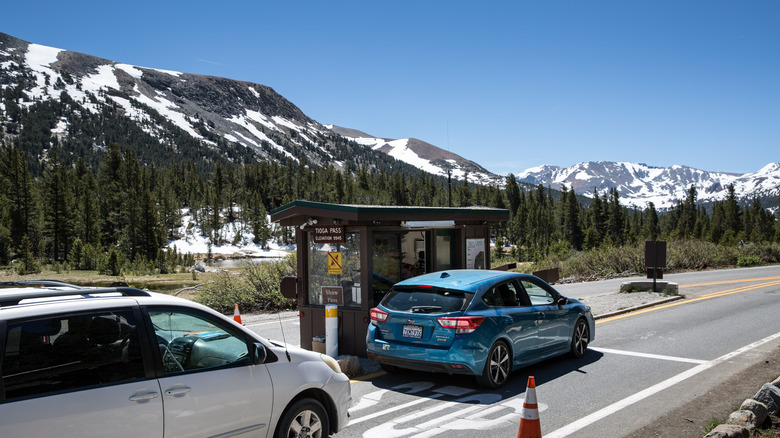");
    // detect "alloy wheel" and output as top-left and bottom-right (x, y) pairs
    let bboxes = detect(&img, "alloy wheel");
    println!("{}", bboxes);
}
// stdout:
(571, 320), (589, 358)
(287, 409), (323, 438)
(487, 342), (510, 386)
